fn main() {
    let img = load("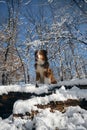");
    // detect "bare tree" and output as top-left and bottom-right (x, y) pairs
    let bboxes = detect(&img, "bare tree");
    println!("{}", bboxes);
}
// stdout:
(0, 0), (26, 84)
